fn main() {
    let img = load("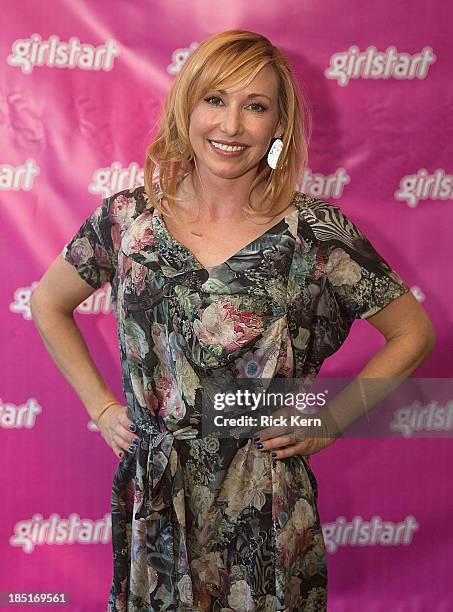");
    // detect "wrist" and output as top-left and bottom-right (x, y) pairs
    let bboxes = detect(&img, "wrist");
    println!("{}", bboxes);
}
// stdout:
(94, 399), (120, 428)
